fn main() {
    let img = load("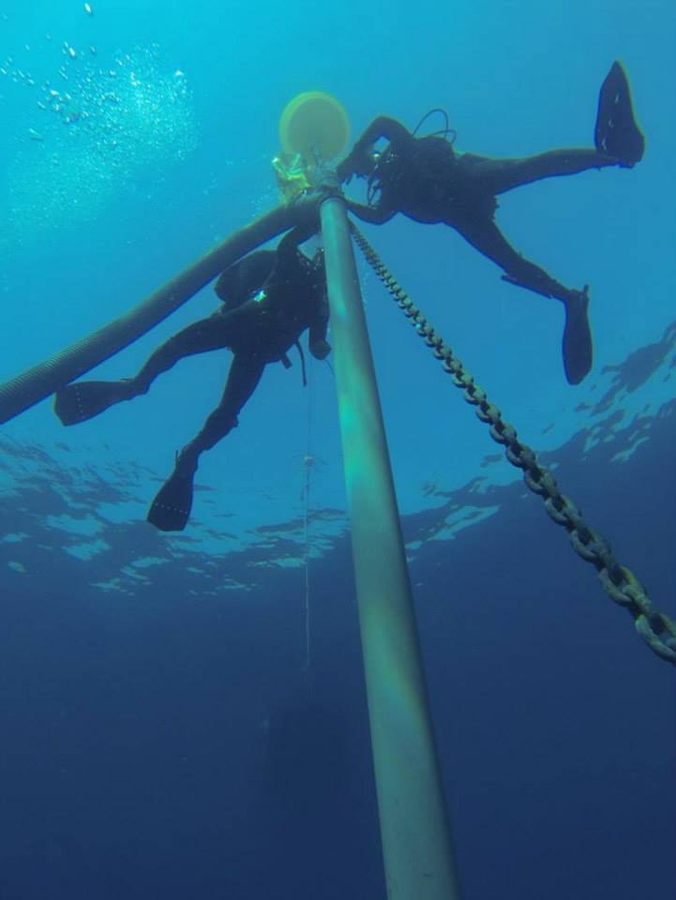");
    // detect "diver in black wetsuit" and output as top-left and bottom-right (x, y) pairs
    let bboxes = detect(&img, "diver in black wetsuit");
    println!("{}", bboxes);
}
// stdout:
(337, 61), (645, 386)
(54, 226), (330, 532)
